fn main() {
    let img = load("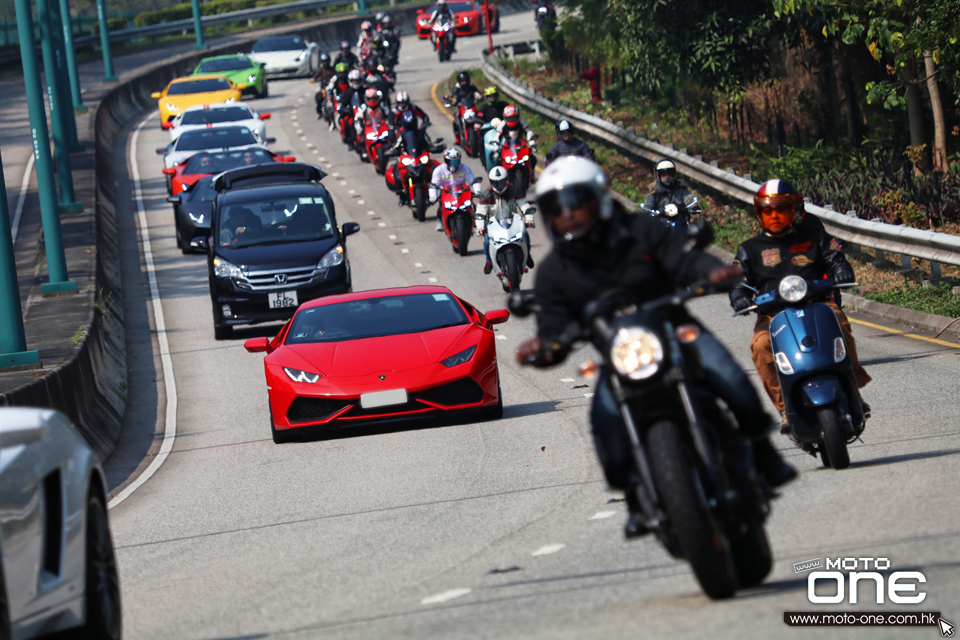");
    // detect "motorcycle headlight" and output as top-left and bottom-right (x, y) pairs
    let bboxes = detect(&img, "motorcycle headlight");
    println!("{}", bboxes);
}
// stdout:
(283, 367), (322, 383)
(778, 275), (808, 303)
(519, 154), (529, 162)
(833, 337), (846, 363)
(441, 344), (476, 367)
(165, 103), (180, 112)
(664, 203), (679, 217)
(505, 156), (517, 165)
(188, 212), (204, 224)
(420, 156), (430, 164)
(610, 328), (663, 380)
(366, 132), (378, 140)
(510, 232), (524, 242)
(402, 157), (414, 166)
(317, 244), (344, 270)
(224, 97), (236, 103)
(248, 74), (258, 83)
(213, 257), (243, 279)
